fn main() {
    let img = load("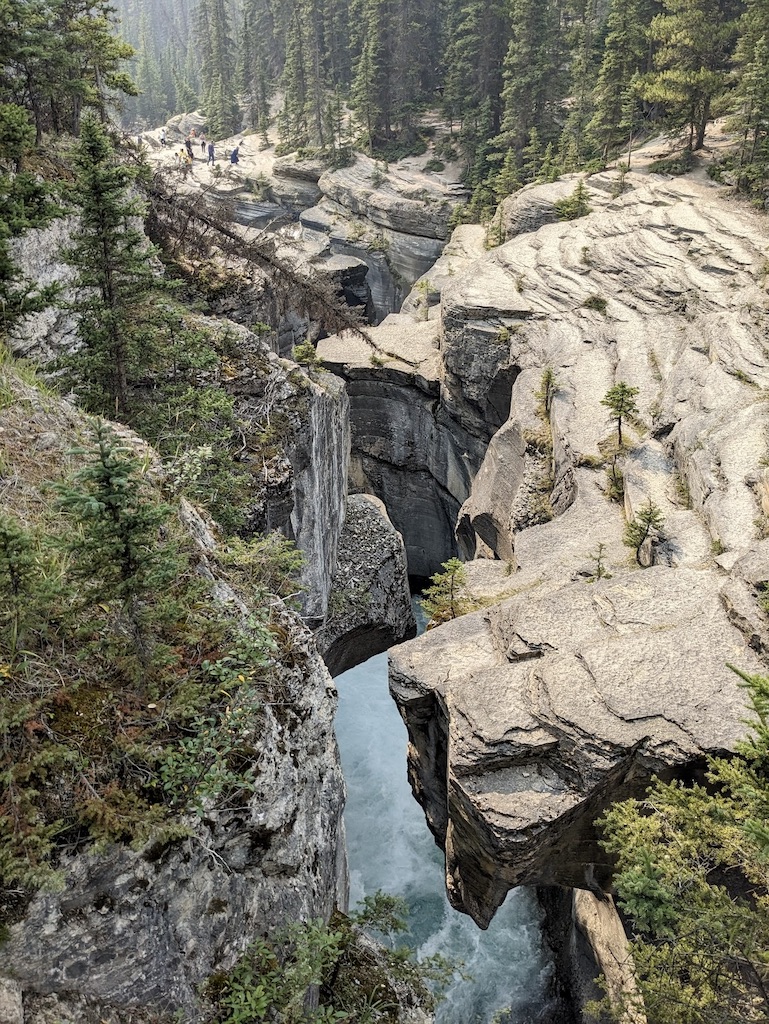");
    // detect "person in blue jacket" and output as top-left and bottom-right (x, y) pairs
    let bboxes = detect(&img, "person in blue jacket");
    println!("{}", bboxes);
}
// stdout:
(230, 145), (239, 164)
